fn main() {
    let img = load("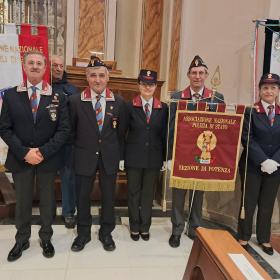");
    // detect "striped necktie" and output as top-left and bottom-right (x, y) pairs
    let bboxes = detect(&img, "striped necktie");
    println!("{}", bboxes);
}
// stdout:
(95, 95), (103, 131)
(267, 104), (275, 126)
(144, 103), (151, 123)
(30, 86), (38, 122)
(193, 92), (201, 102)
